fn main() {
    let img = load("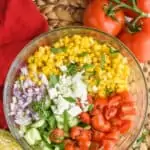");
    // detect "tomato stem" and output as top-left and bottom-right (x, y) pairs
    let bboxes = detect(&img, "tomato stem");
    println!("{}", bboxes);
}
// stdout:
(111, 0), (149, 17)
